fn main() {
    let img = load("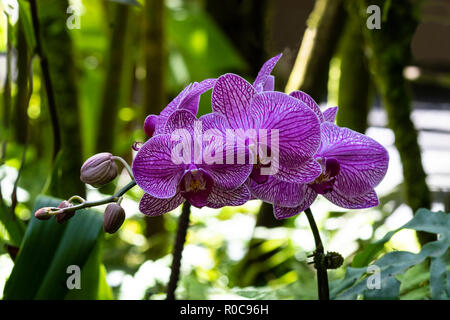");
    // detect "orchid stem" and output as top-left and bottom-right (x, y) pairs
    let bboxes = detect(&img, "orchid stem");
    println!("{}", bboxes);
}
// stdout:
(112, 156), (134, 180)
(49, 180), (136, 215)
(166, 202), (191, 300)
(304, 207), (329, 300)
